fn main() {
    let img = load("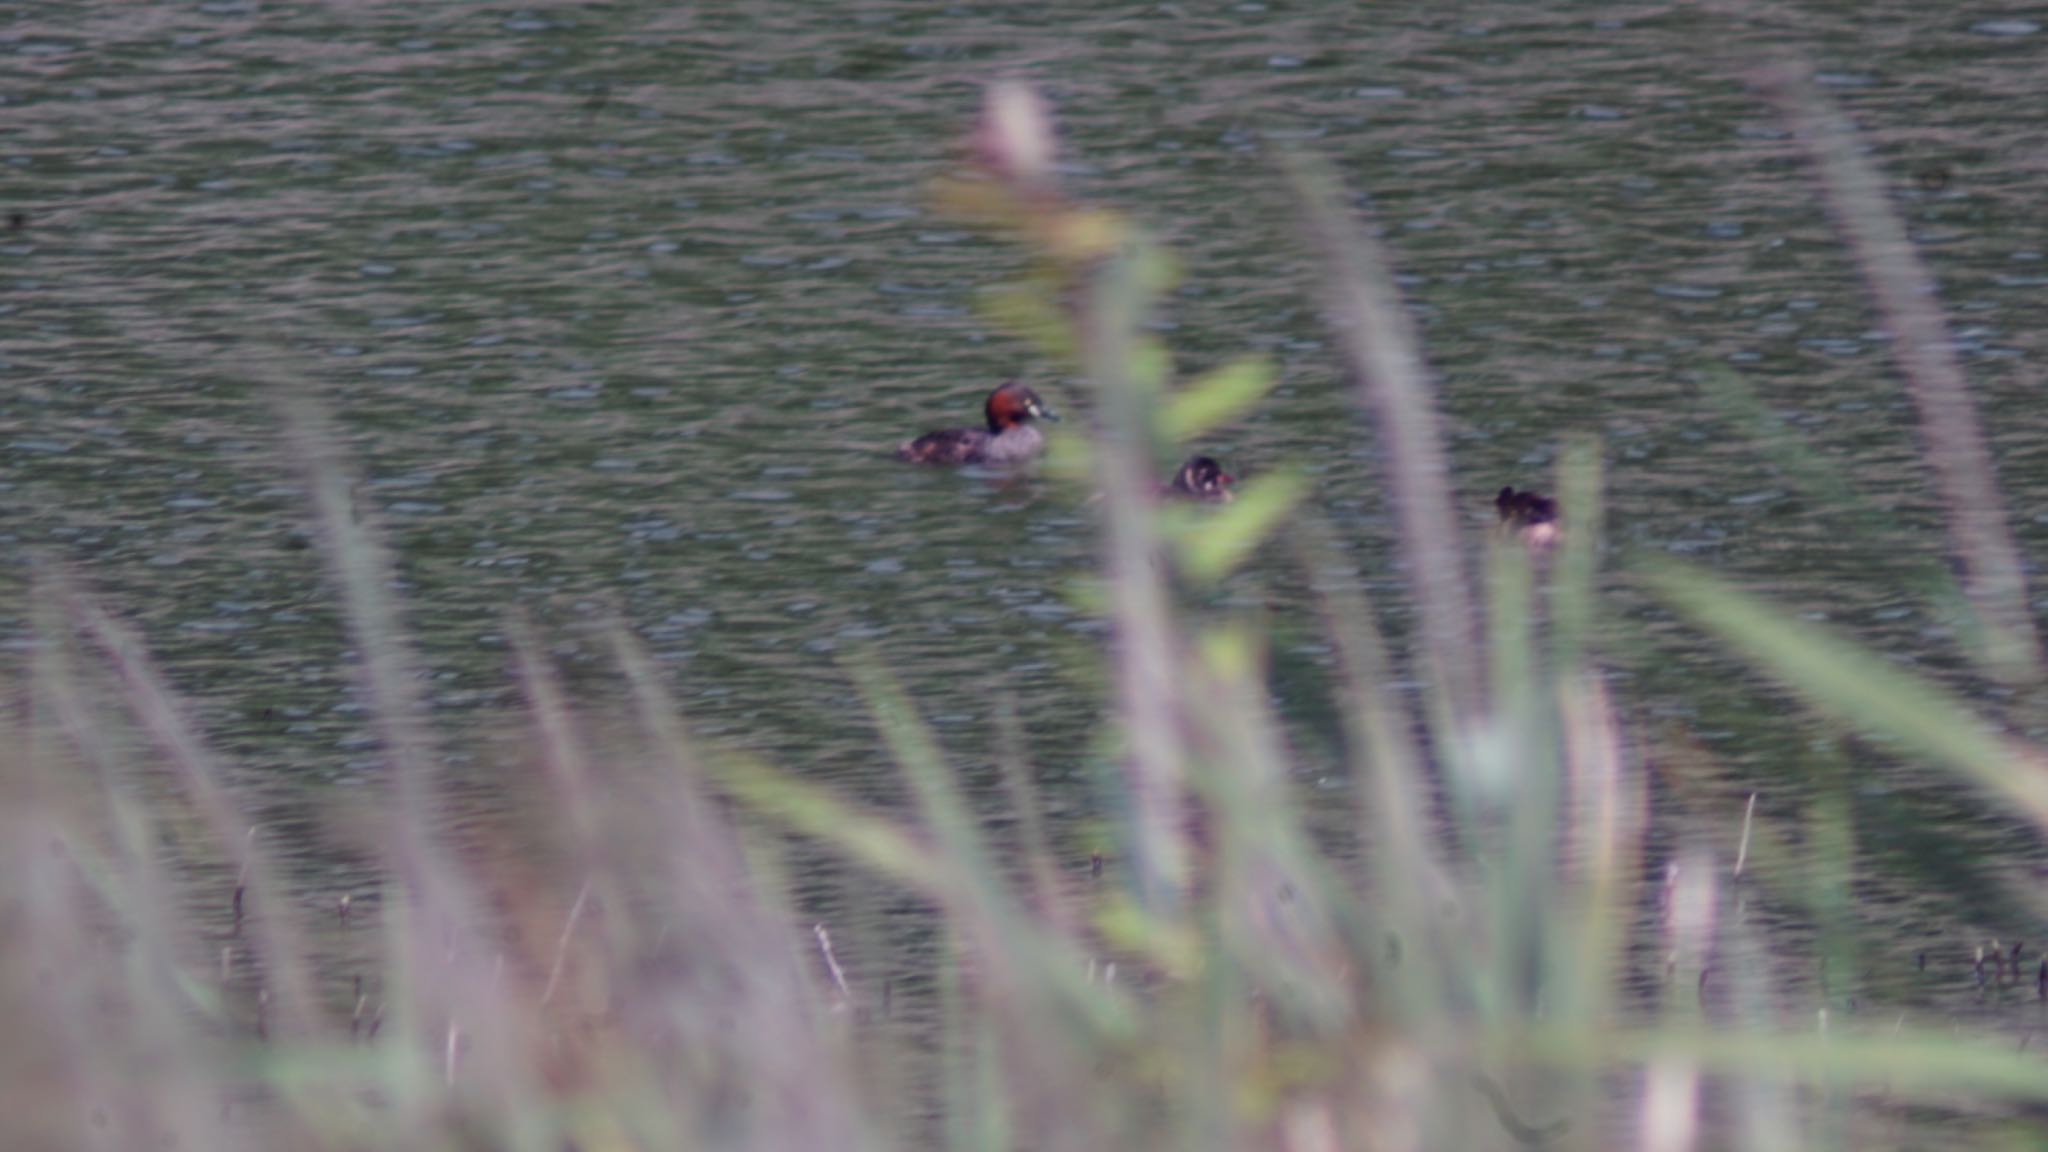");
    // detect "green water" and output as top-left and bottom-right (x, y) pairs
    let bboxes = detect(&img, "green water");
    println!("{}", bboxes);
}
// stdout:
(5, 0), (2047, 1048)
